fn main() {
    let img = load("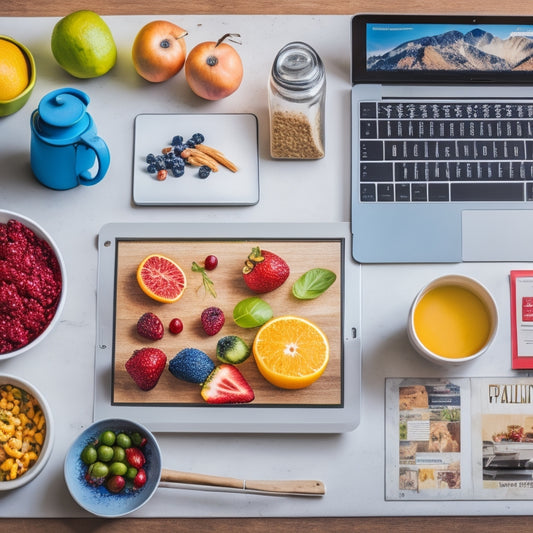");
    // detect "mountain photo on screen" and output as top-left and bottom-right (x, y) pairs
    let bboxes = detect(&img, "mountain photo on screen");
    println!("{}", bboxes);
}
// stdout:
(366, 23), (533, 72)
